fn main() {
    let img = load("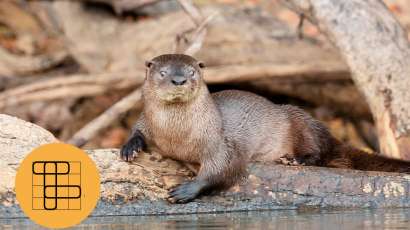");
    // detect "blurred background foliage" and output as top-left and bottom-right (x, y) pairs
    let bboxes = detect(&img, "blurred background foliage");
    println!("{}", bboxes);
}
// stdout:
(0, 0), (408, 150)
